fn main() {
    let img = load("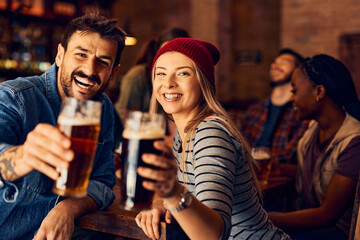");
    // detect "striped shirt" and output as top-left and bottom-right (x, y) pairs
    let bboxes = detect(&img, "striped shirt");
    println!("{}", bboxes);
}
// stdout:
(173, 118), (290, 240)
